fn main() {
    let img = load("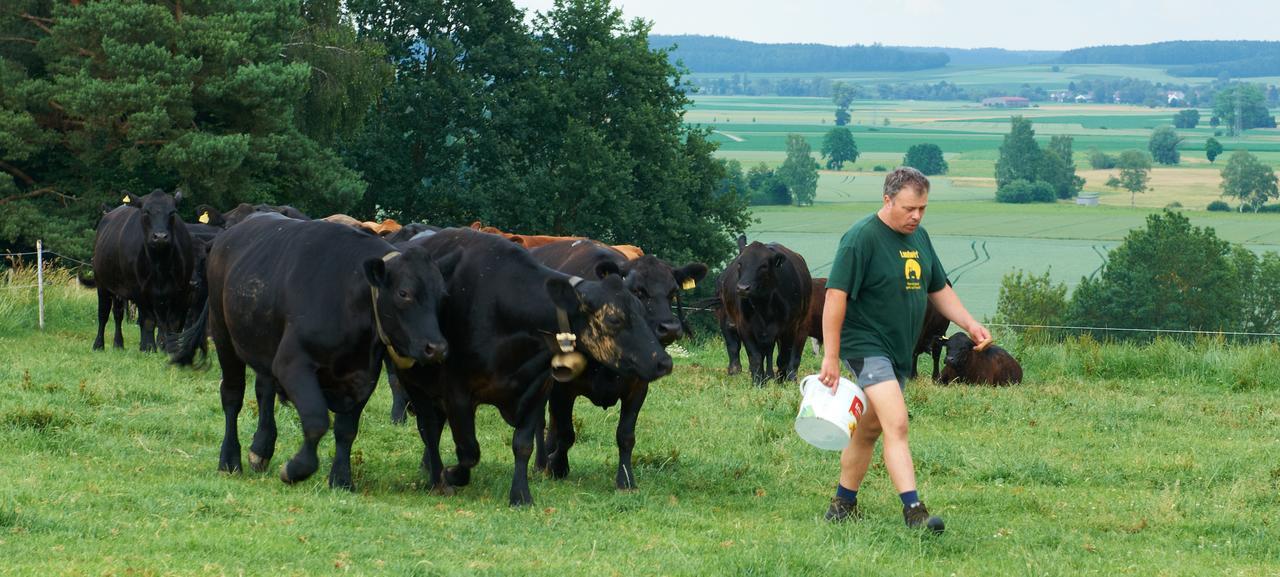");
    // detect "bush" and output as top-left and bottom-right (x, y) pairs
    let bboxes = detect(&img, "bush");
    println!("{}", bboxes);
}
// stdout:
(1257, 204), (1280, 214)
(1088, 148), (1117, 169)
(1165, 201), (1183, 209)
(1207, 200), (1231, 212)
(872, 165), (887, 172)
(996, 179), (1056, 203)
(993, 268), (1068, 342)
